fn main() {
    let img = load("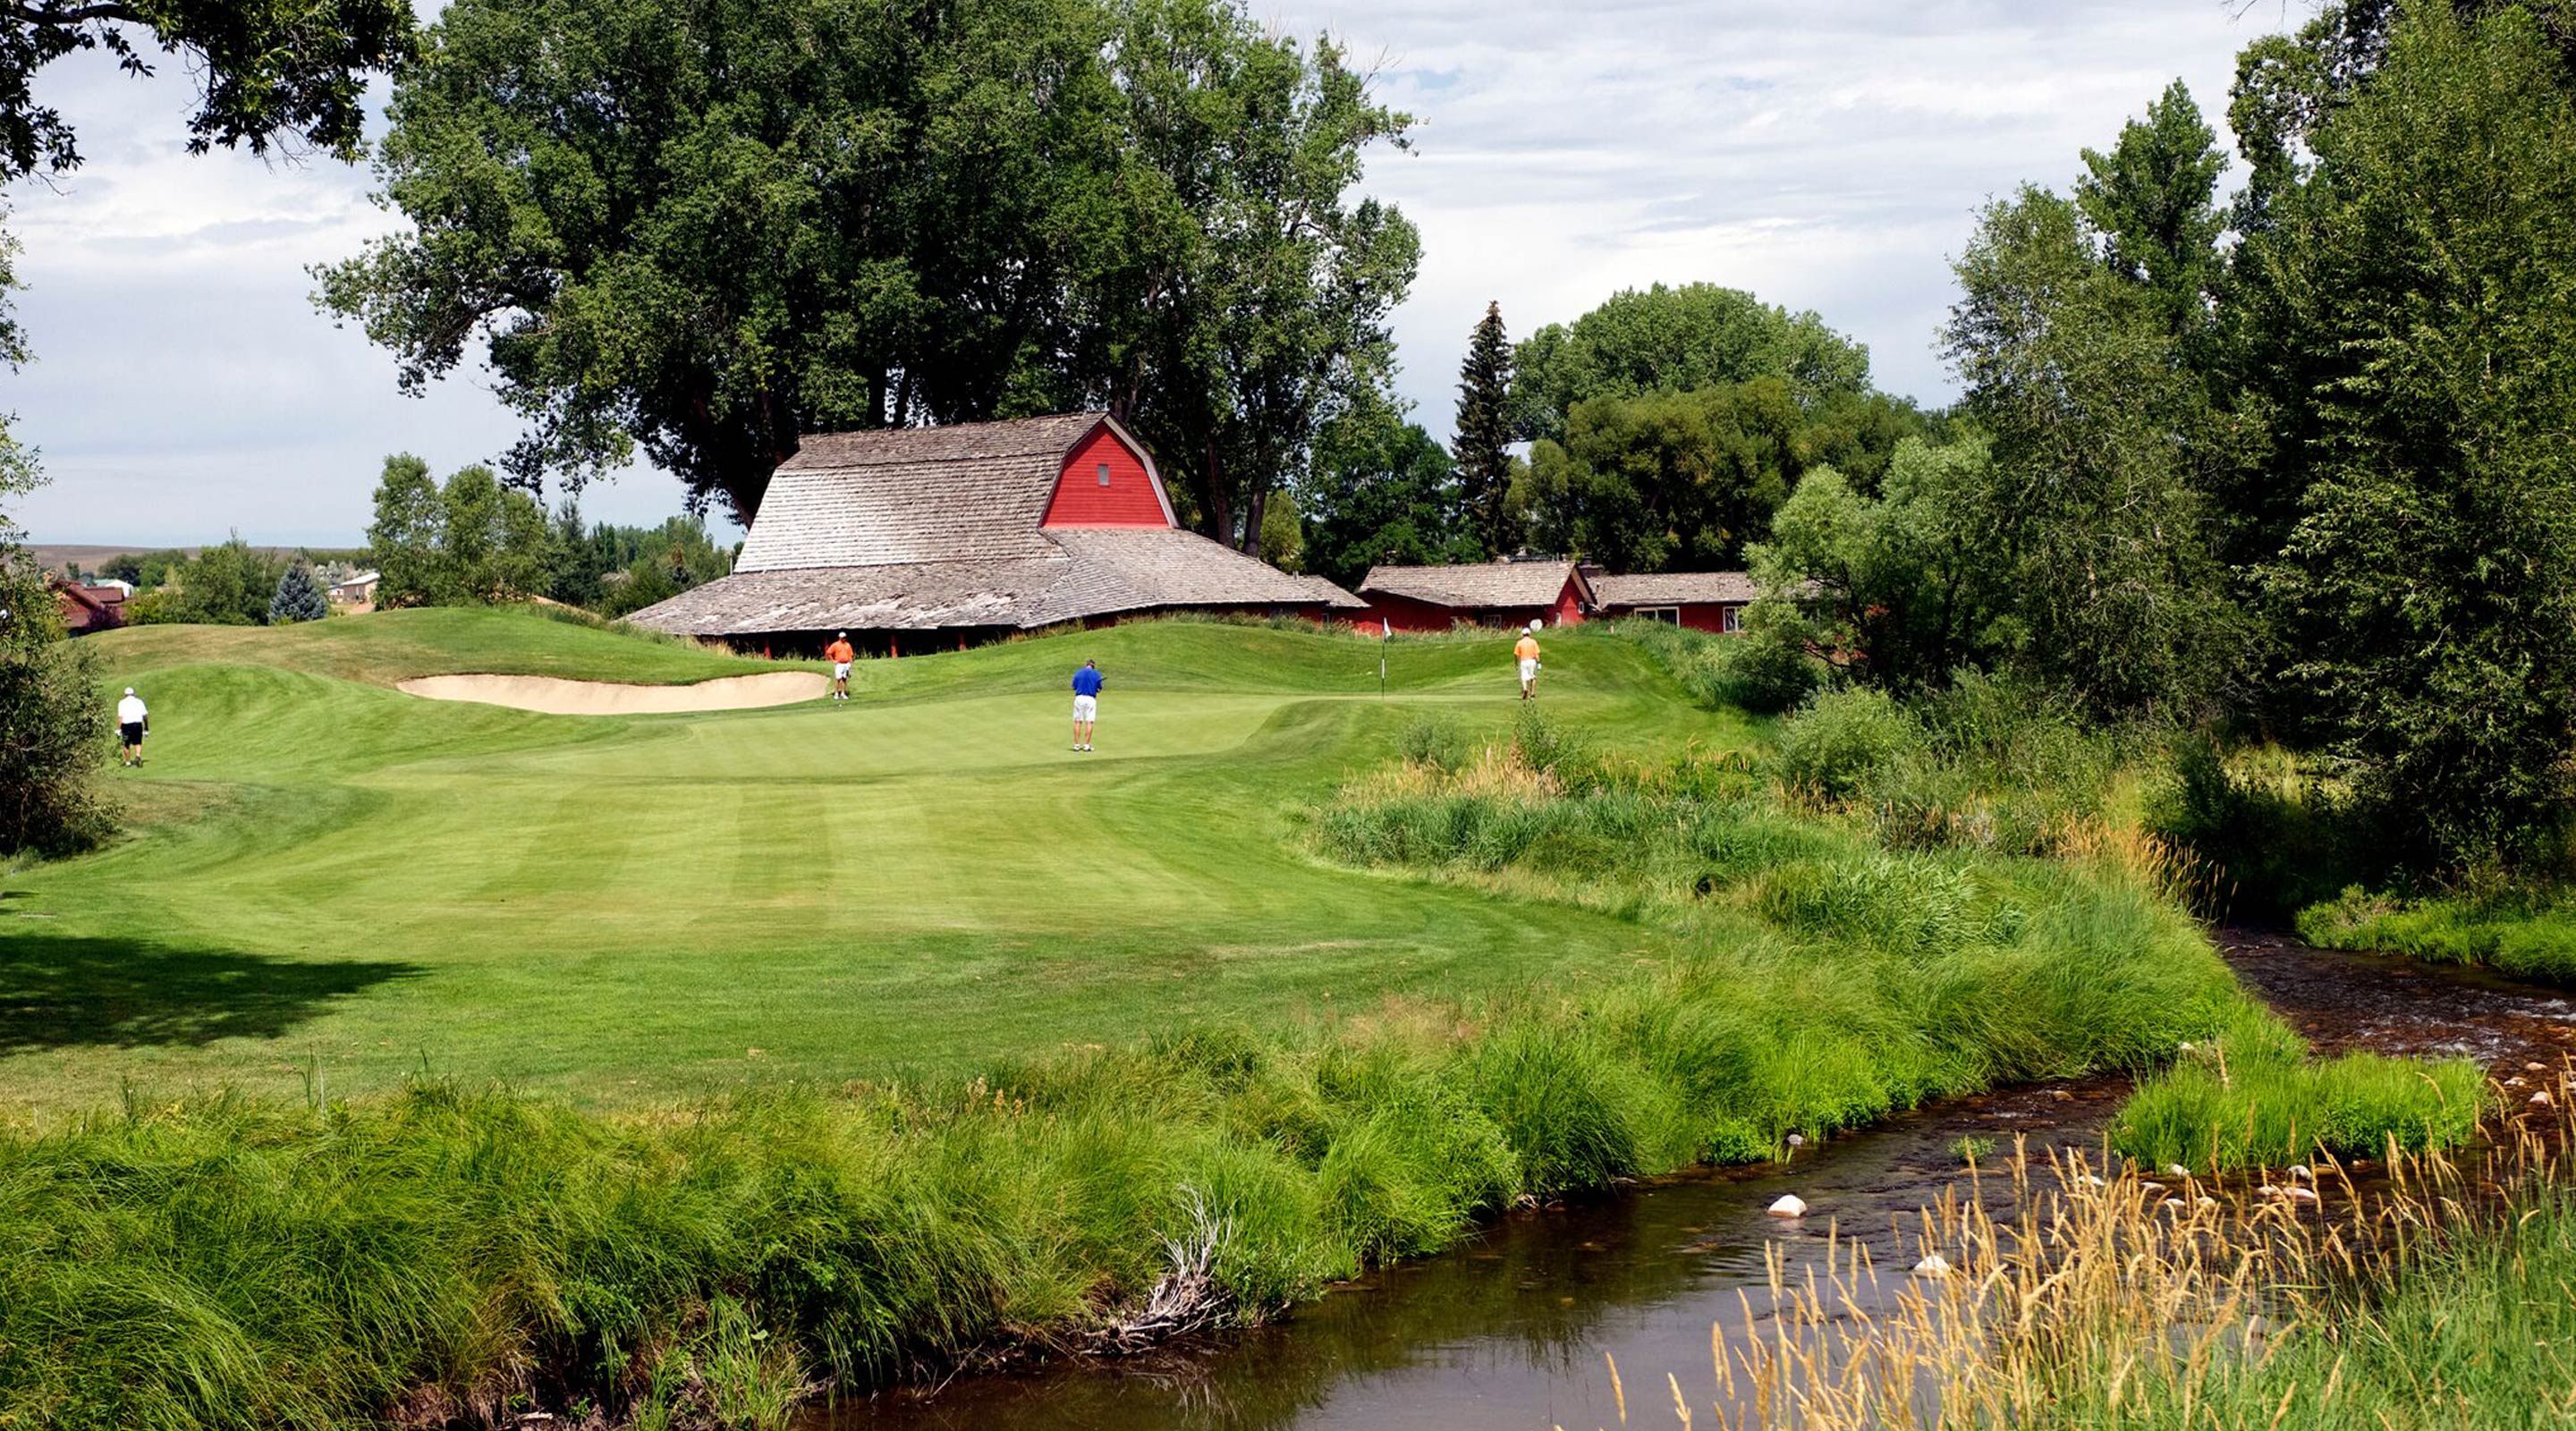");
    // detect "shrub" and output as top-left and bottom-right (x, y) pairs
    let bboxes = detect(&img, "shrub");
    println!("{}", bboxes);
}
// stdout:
(1775, 686), (1917, 799)
(2146, 736), (2370, 919)
(0, 619), (110, 855)
(1710, 628), (1824, 714)
(1612, 618), (1821, 716)
(1397, 715), (1468, 772)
